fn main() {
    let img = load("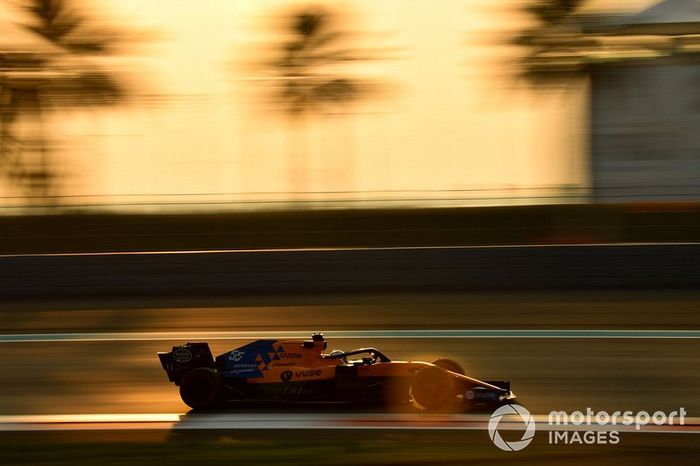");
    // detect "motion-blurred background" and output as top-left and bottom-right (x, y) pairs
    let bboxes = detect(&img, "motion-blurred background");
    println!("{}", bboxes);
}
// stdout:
(2, 0), (699, 210)
(2, 1), (700, 465)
